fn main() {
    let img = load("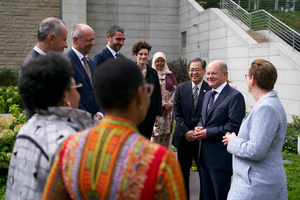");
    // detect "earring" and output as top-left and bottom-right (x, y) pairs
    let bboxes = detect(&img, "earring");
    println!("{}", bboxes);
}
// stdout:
(64, 101), (71, 107)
